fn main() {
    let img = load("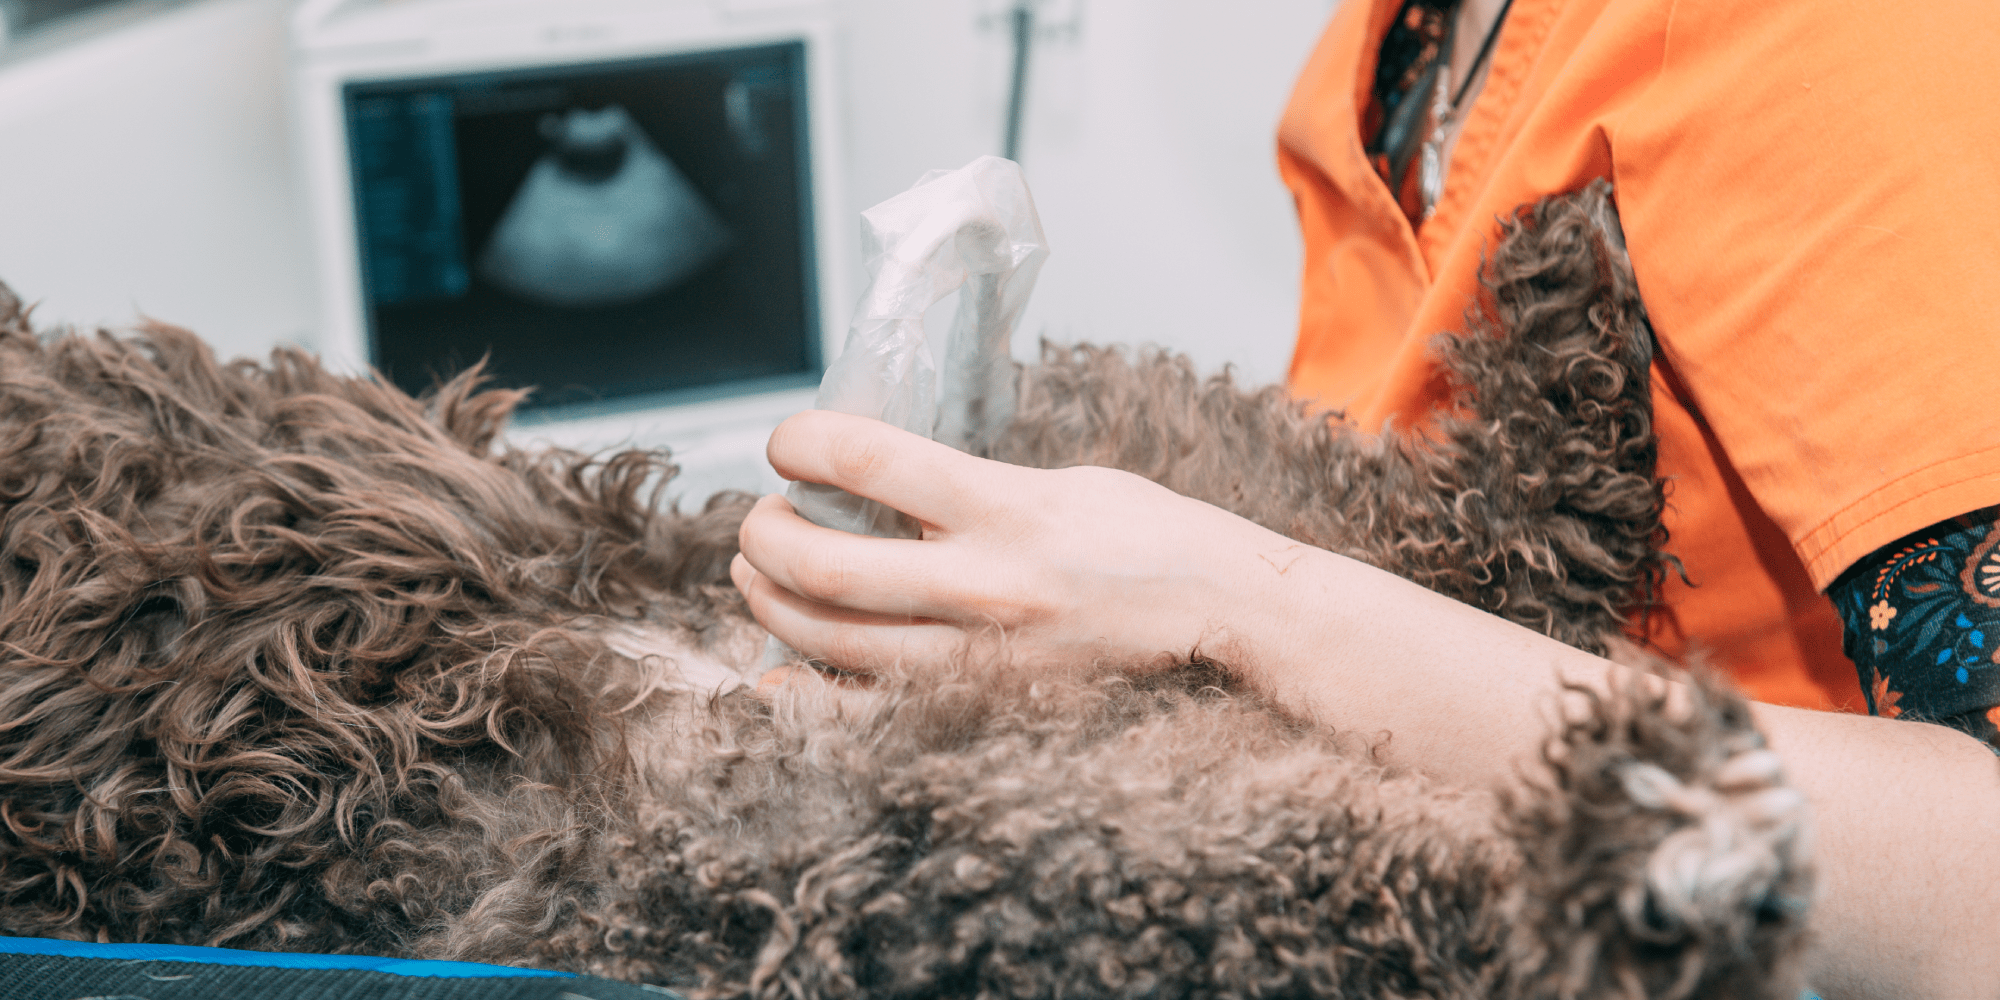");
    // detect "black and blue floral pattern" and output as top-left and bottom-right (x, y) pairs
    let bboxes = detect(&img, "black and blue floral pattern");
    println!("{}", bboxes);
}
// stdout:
(1828, 507), (2000, 750)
